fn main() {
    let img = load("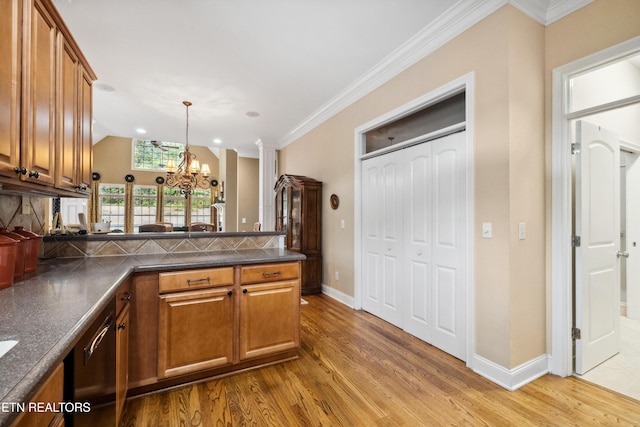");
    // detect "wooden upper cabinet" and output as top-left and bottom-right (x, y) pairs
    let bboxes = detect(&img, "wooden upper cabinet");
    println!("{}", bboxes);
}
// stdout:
(0, 0), (22, 180)
(78, 66), (93, 191)
(55, 33), (79, 191)
(0, 0), (95, 194)
(23, 0), (57, 186)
